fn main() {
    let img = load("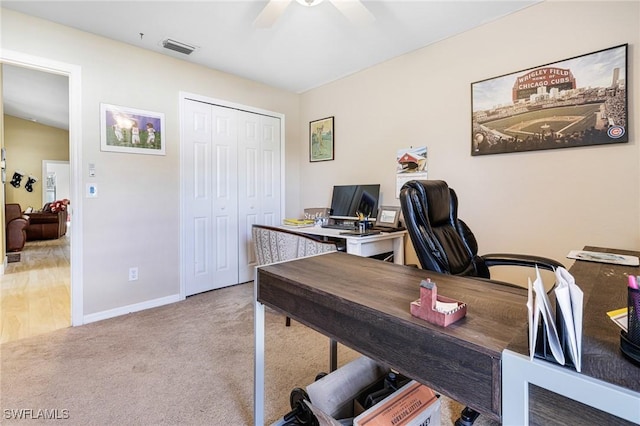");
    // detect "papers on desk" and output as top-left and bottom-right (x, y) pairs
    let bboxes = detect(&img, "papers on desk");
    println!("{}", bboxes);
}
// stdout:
(528, 266), (584, 372)
(567, 250), (640, 266)
(607, 307), (628, 332)
(282, 218), (315, 227)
